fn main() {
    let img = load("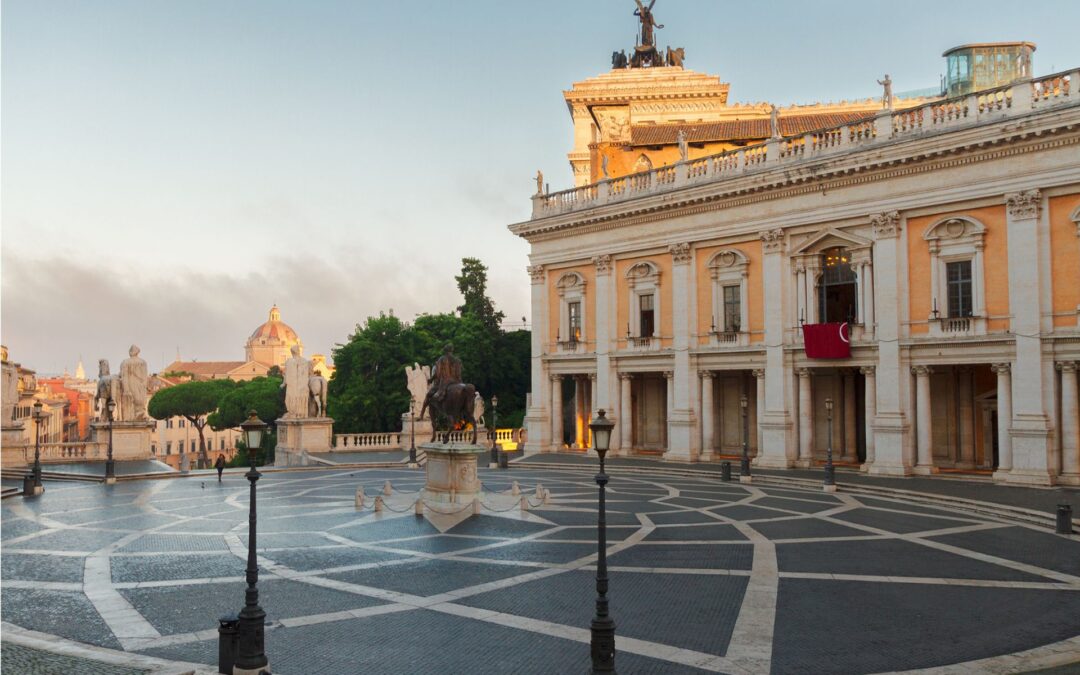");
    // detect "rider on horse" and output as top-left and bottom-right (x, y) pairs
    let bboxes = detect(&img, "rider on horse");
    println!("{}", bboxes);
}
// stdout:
(427, 343), (462, 406)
